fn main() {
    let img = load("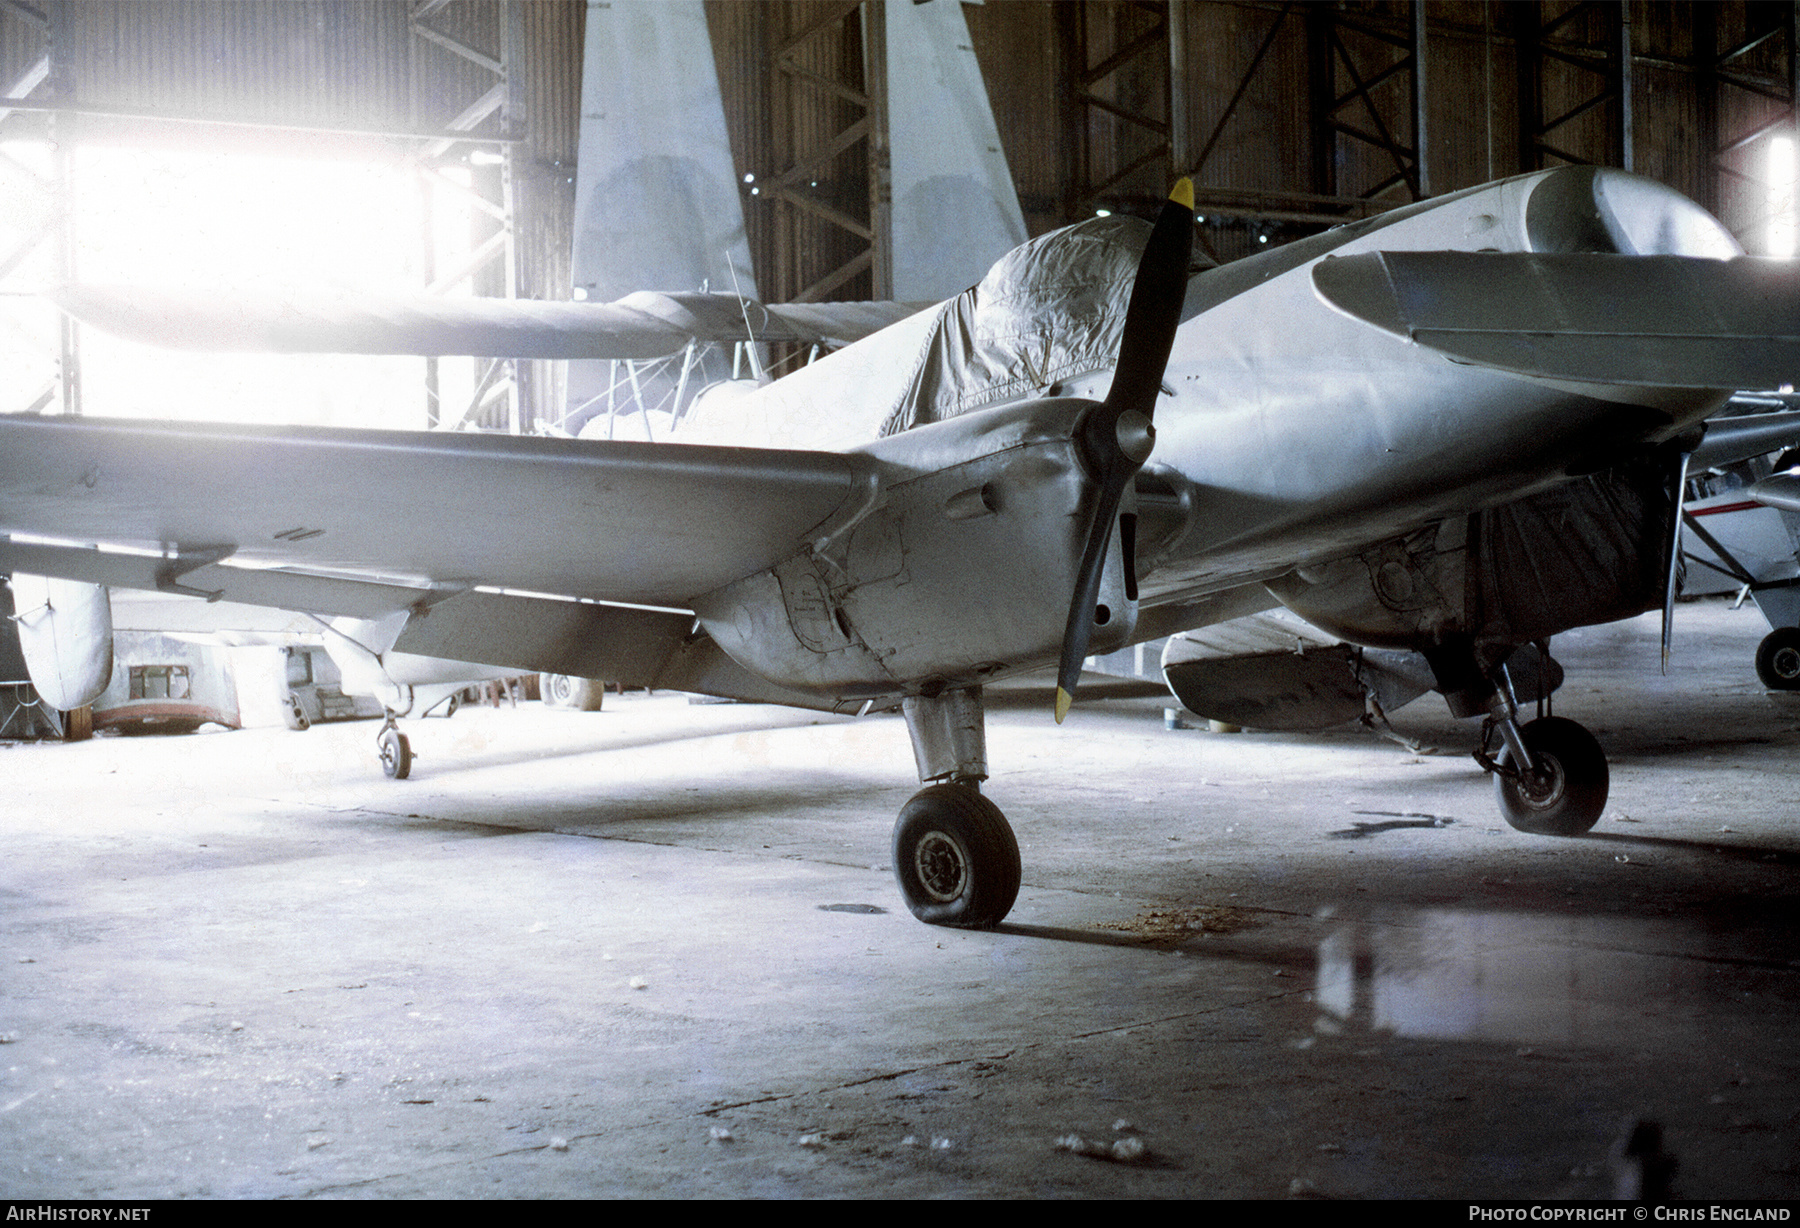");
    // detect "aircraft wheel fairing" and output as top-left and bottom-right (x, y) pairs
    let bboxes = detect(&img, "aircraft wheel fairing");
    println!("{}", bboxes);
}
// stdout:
(379, 727), (412, 780)
(1755, 628), (1800, 690)
(892, 784), (1020, 929)
(1494, 716), (1607, 836)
